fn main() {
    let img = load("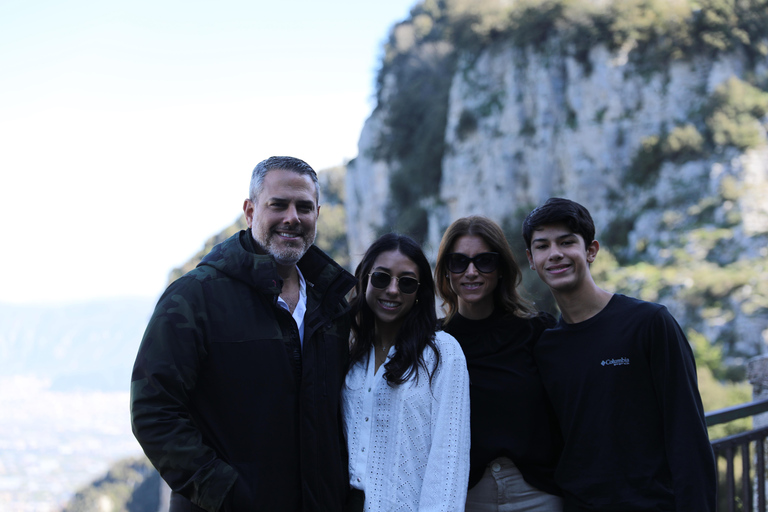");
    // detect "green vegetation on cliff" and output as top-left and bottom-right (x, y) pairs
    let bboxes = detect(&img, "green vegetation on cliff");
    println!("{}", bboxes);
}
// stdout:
(63, 457), (159, 512)
(627, 77), (768, 185)
(372, 0), (768, 243)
